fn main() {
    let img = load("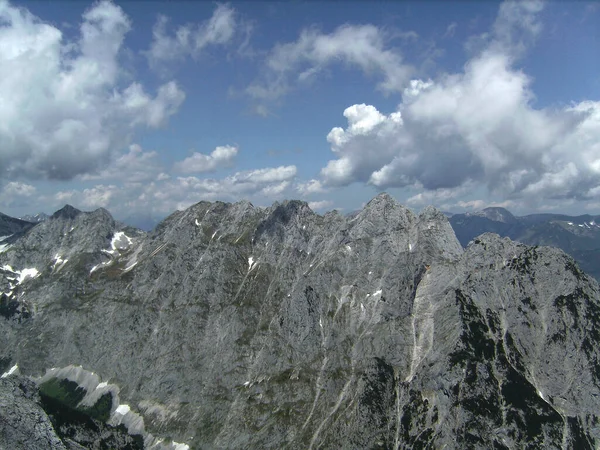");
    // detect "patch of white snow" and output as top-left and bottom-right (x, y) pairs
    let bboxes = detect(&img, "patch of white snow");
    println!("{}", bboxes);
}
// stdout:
(17, 268), (39, 284)
(373, 289), (382, 296)
(195, 219), (200, 226)
(248, 256), (257, 271)
(1, 364), (19, 378)
(53, 254), (68, 271)
(111, 232), (133, 251)
(116, 404), (131, 415)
